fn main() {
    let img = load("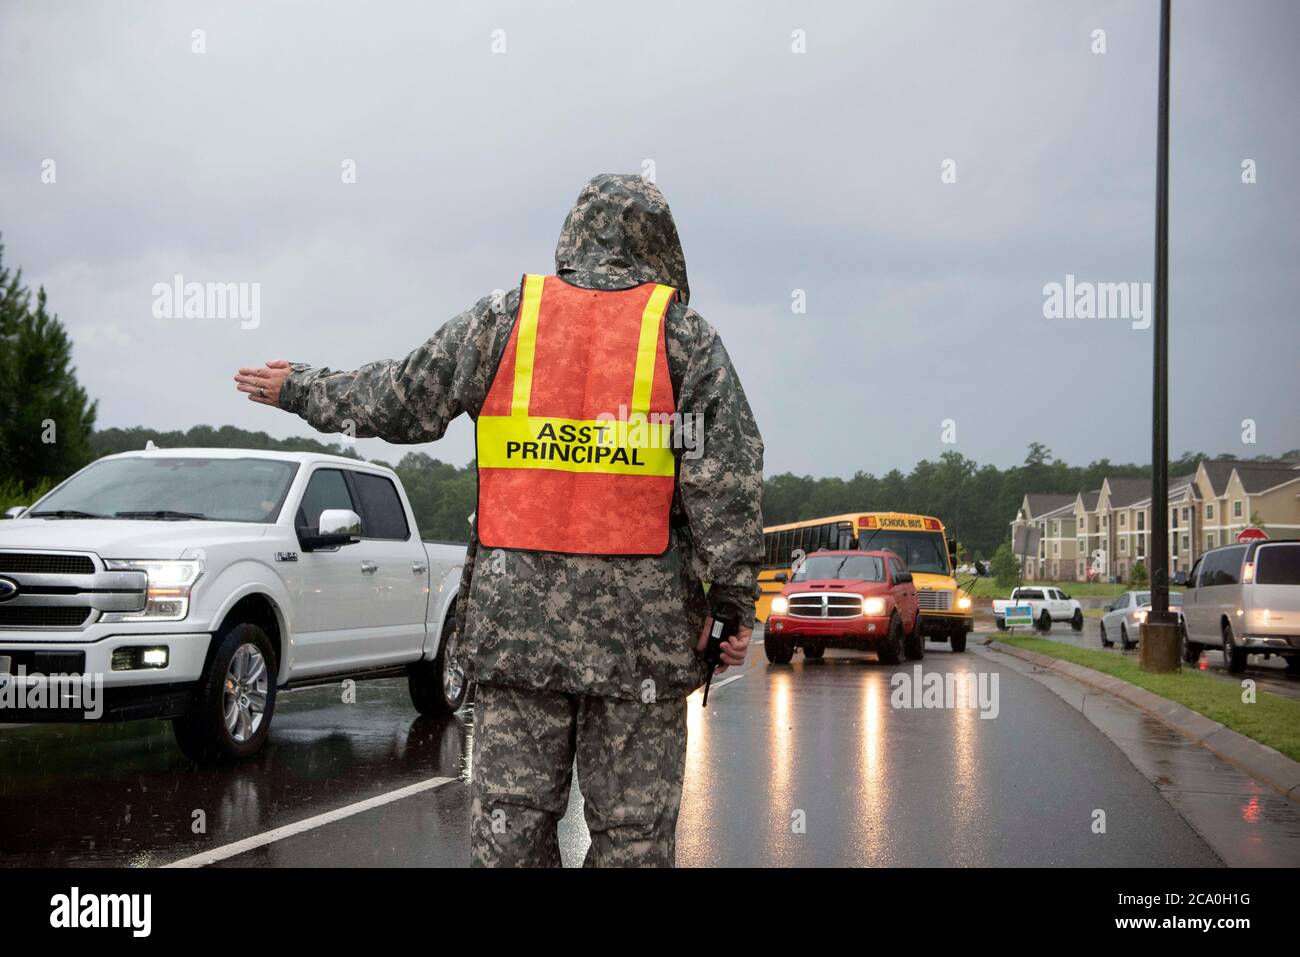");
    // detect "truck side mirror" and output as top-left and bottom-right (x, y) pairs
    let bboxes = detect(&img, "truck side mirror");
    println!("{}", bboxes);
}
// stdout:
(4, 505), (27, 519)
(895, 571), (913, 584)
(298, 508), (362, 551)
